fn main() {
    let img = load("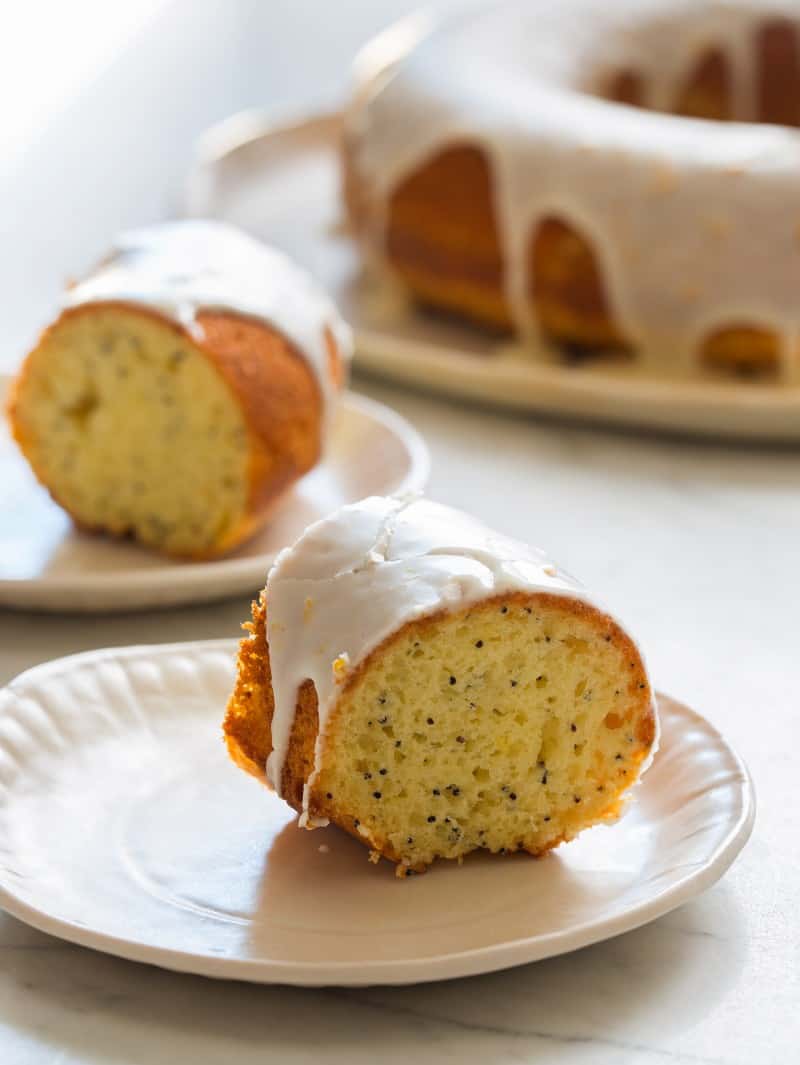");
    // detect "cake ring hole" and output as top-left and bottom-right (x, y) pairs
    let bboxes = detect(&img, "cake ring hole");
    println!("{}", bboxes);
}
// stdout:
(700, 324), (781, 378)
(601, 17), (800, 127)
